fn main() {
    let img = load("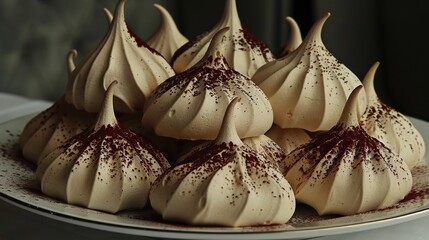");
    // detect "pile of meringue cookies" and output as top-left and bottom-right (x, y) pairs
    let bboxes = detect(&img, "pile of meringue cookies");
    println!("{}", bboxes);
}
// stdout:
(19, 0), (426, 227)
